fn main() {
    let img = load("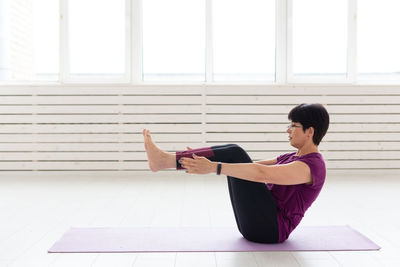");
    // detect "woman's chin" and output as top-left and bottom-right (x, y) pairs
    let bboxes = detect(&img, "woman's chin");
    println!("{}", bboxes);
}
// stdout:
(289, 141), (298, 148)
